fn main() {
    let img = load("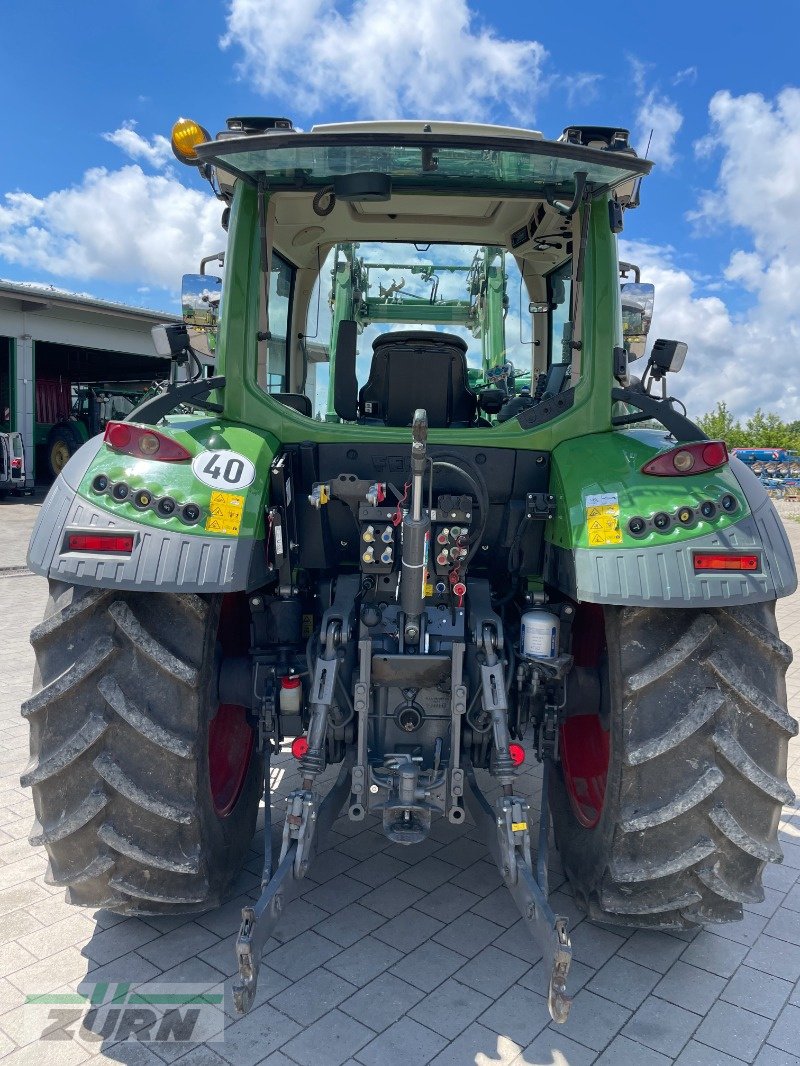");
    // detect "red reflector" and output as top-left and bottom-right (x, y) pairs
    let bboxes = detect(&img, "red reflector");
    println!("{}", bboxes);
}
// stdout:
(291, 736), (309, 760)
(693, 553), (759, 571)
(67, 533), (134, 553)
(10, 458), (22, 469)
(282, 676), (302, 689)
(642, 440), (728, 476)
(508, 742), (526, 766)
(103, 421), (191, 462)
